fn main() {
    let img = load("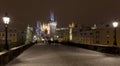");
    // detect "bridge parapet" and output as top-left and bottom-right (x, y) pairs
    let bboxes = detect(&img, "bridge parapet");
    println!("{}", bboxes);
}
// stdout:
(0, 42), (35, 66)
(61, 41), (120, 55)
